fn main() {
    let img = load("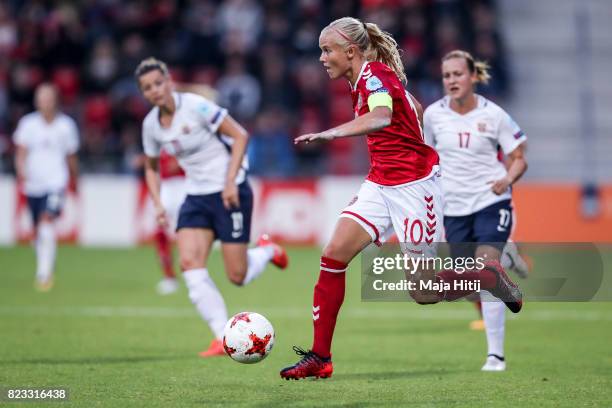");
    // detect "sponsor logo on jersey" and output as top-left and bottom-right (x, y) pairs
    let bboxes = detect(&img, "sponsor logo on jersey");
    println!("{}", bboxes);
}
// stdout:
(348, 195), (358, 206)
(513, 130), (525, 140)
(366, 76), (383, 91)
(357, 93), (363, 110)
